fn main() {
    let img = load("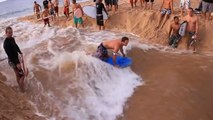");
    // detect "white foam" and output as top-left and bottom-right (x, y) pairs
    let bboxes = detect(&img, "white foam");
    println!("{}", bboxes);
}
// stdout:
(0, 0), (7, 3)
